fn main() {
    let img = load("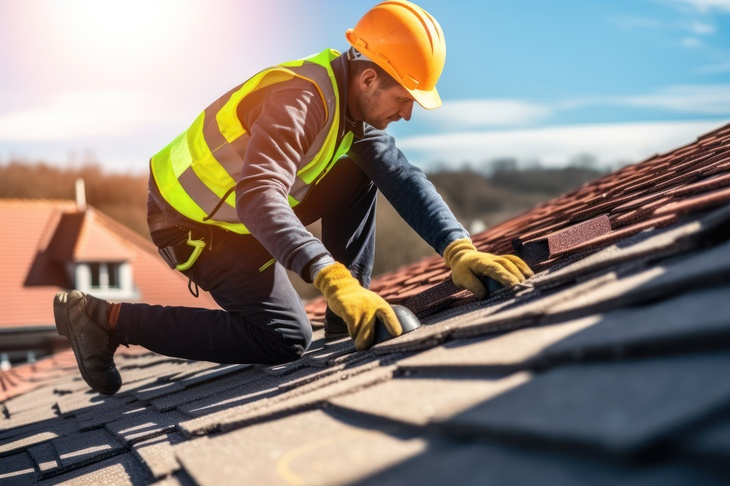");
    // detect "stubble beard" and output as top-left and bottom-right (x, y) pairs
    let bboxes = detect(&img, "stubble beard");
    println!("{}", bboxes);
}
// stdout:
(357, 88), (390, 130)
